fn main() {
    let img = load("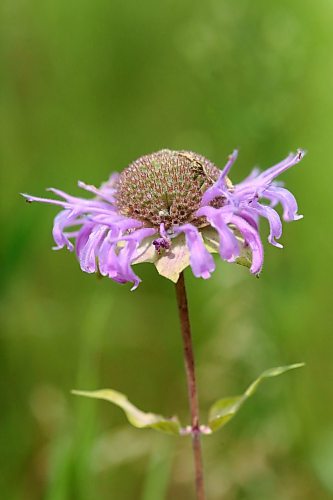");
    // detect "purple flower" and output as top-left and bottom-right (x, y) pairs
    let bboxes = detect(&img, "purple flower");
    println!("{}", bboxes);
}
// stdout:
(22, 148), (304, 289)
